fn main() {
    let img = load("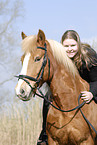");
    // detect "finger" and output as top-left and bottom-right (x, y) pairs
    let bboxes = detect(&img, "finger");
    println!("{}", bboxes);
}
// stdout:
(86, 100), (90, 103)
(81, 97), (89, 102)
(81, 94), (87, 97)
(81, 91), (87, 93)
(81, 98), (88, 101)
(81, 95), (90, 99)
(81, 93), (85, 96)
(81, 92), (89, 96)
(81, 97), (87, 99)
(83, 99), (89, 103)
